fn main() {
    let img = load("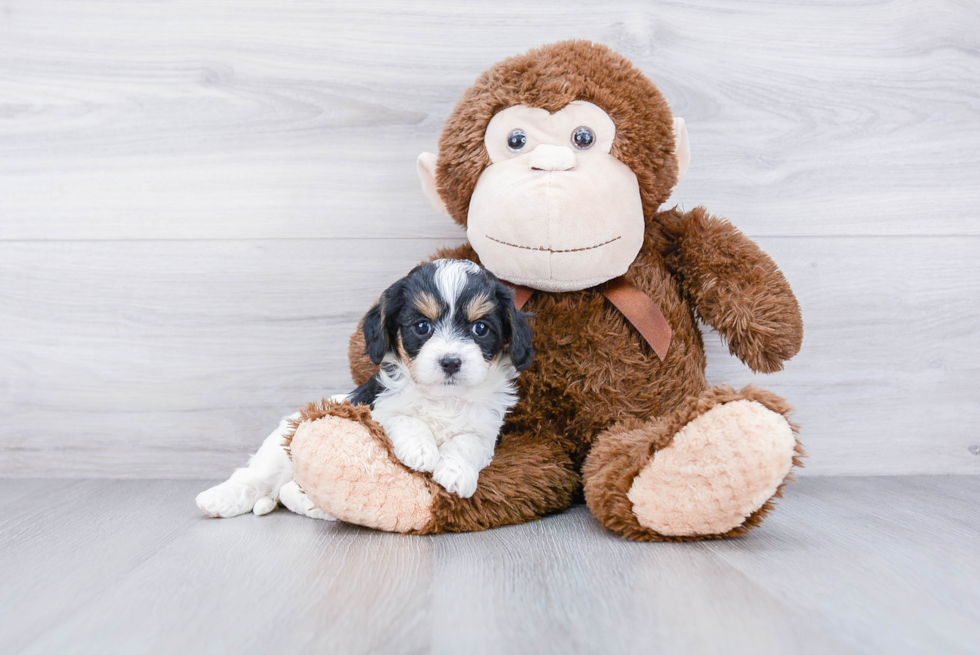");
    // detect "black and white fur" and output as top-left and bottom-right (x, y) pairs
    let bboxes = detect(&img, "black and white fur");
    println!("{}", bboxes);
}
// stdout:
(352, 259), (533, 497)
(196, 260), (532, 518)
